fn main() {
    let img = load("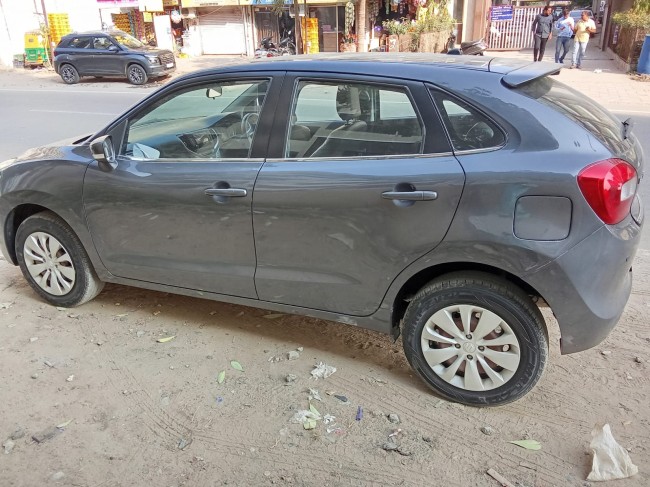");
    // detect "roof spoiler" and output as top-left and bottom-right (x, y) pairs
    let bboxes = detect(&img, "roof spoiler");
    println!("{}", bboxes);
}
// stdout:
(490, 60), (561, 87)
